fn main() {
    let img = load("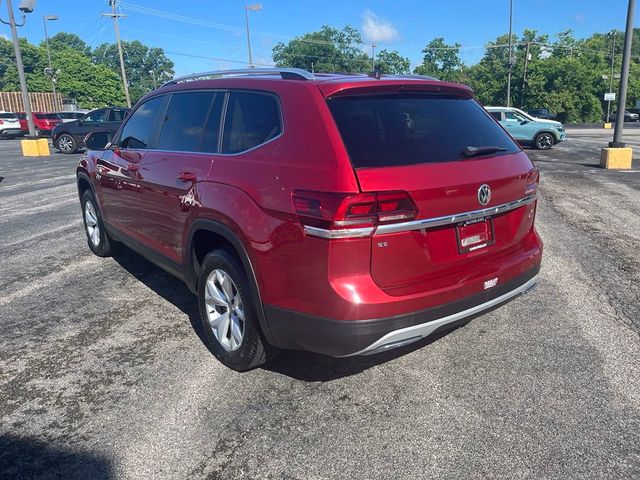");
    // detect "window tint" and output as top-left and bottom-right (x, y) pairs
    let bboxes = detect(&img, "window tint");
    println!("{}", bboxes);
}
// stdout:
(489, 111), (502, 121)
(119, 96), (165, 149)
(35, 113), (60, 120)
(84, 109), (108, 123)
(328, 94), (519, 168)
(222, 92), (281, 154)
(109, 109), (128, 122)
(17, 113), (26, 119)
(0, 113), (18, 120)
(157, 92), (219, 152)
